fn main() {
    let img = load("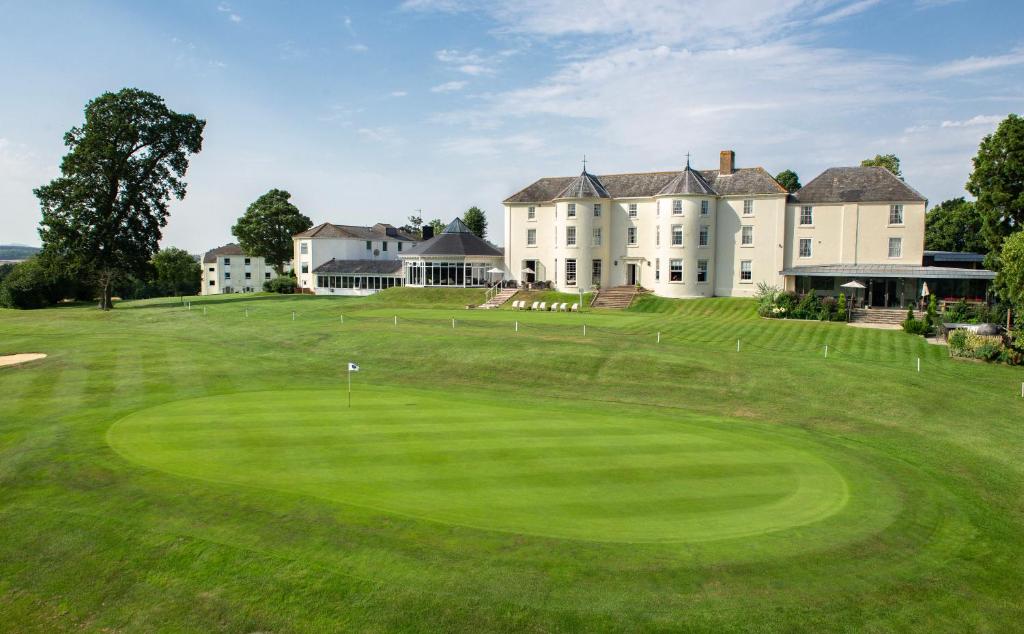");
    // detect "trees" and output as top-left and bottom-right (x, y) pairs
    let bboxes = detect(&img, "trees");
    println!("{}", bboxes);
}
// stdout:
(861, 153), (902, 177)
(232, 189), (312, 275)
(152, 247), (201, 296)
(966, 114), (1024, 274)
(462, 206), (487, 239)
(401, 214), (424, 239)
(775, 169), (801, 193)
(999, 231), (1024, 312)
(35, 88), (205, 309)
(924, 197), (987, 253)
(427, 218), (446, 236)
(0, 257), (67, 309)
